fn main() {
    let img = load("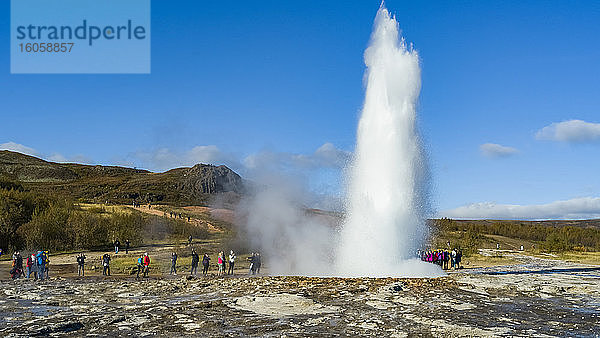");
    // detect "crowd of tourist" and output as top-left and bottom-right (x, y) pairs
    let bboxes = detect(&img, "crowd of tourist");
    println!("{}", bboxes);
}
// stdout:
(418, 248), (462, 270)
(9, 251), (50, 280)
(8, 247), (261, 280)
